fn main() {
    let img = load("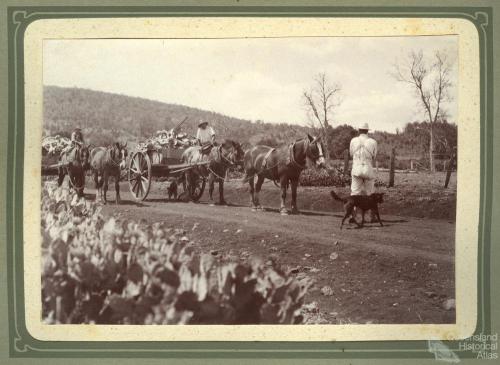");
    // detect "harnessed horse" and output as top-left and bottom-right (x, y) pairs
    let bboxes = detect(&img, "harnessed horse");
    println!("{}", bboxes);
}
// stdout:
(182, 139), (243, 203)
(90, 143), (128, 204)
(57, 144), (90, 197)
(242, 134), (326, 215)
